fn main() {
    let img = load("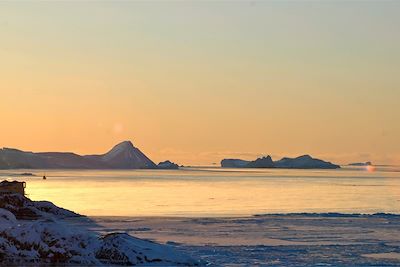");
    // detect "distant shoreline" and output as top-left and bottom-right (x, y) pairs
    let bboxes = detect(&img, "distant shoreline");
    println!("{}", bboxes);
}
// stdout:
(85, 212), (400, 220)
